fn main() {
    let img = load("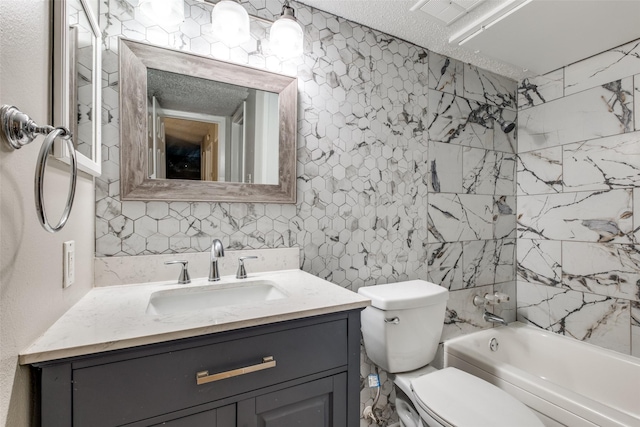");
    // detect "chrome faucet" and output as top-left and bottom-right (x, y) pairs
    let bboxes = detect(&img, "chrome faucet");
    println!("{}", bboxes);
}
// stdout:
(473, 292), (509, 326)
(208, 239), (225, 282)
(483, 310), (508, 326)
